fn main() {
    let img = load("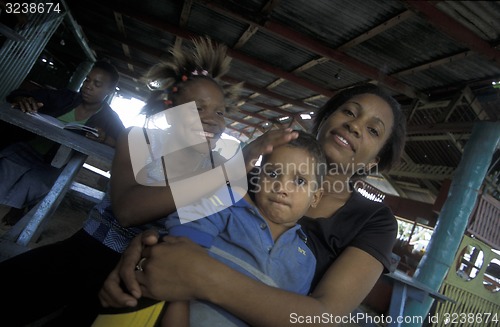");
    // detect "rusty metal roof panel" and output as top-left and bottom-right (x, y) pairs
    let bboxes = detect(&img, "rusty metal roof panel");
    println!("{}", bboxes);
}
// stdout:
(122, 19), (176, 54)
(267, 80), (319, 100)
(239, 102), (266, 113)
(344, 15), (467, 75)
(186, 2), (250, 46)
(120, 0), (182, 21)
(227, 122), (248, 130)
(398, 55), (500, 91)
(270, 0), (406, 48)
(258, 110), (282, 119)
(238, 108), (263, 116)
(228, 60), (278, 87)
(285, 106), (308, 114)
(251, 95), (288, 107)
(299, 60), (370, 90)
(436, 1), (500, 42)
(239, 30), (318, 71)
(217, 0), (271, 18)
